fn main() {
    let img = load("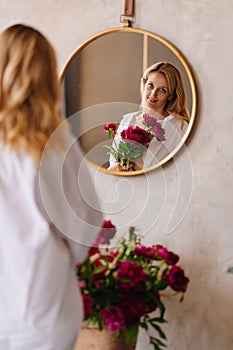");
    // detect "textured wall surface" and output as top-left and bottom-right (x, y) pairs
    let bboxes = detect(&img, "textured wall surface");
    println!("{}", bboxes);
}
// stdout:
(1, 1), (233, 349)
